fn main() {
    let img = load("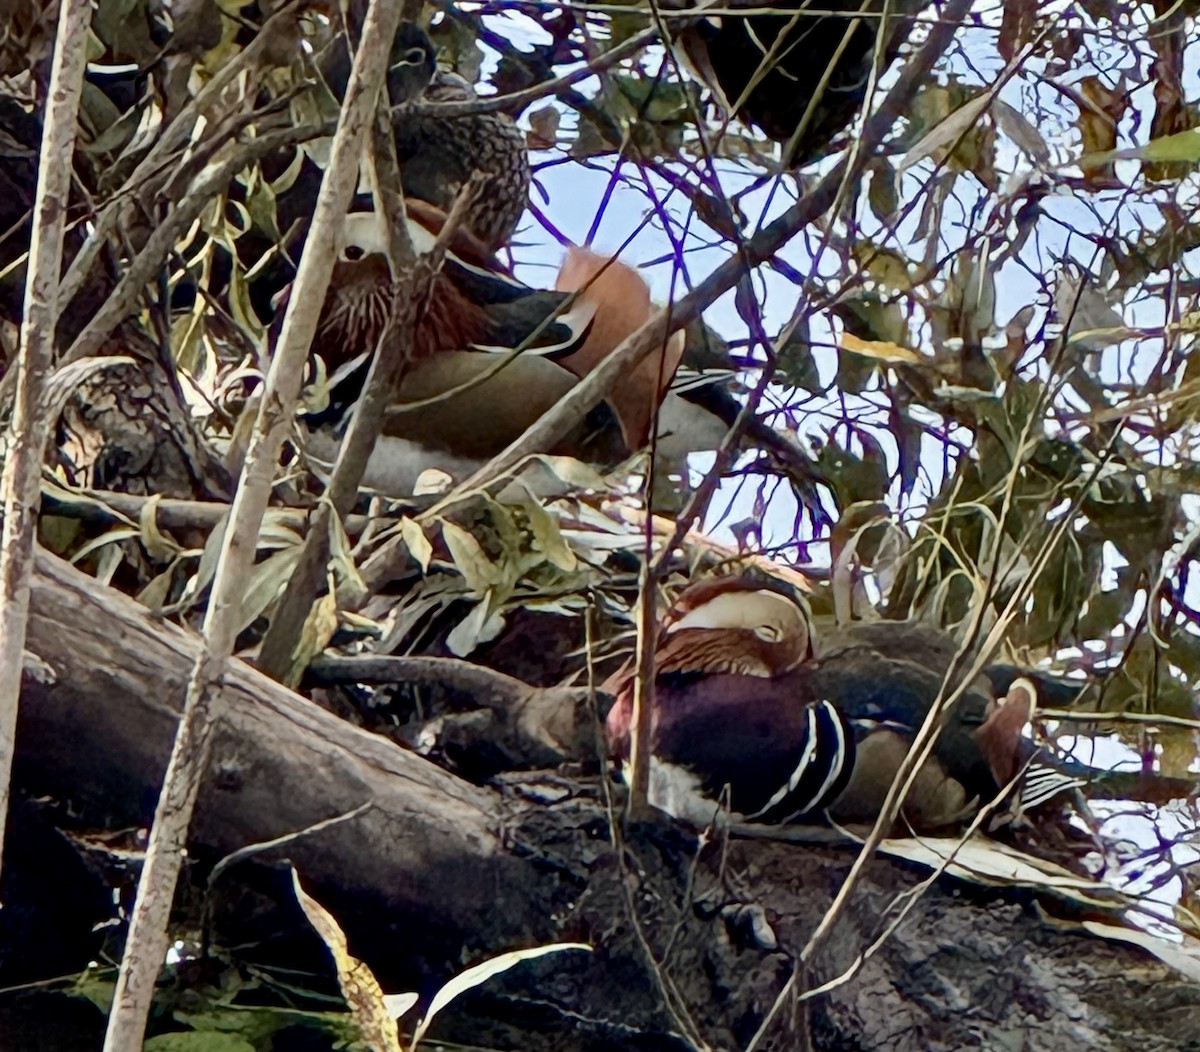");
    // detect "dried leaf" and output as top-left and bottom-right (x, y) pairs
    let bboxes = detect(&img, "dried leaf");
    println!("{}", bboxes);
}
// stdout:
(286, 589), (339, 688)
(1076, 76), (1124, 183)
(521, 497), (577, 572)
(527, 105), (559, 150)
(238, 546), (302, 635)
(440, 521), (498, 594)
(445, 596), (505, 657)
(138, 494), (180, 562)
(993, 99), (1049, 166)
(898, 92), (992, 178)
(292, 870), (401, 1052)
(69, 526), (142, 566)
(137, 559), (181, 611)
(526, 455), (607, 490)
(1054, 269), (1128, 351)
(866, 156), (899, 224)
(840, 332), (923, 363)
(328, 508), (367, 606)
(383, 993), (419, 1021)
